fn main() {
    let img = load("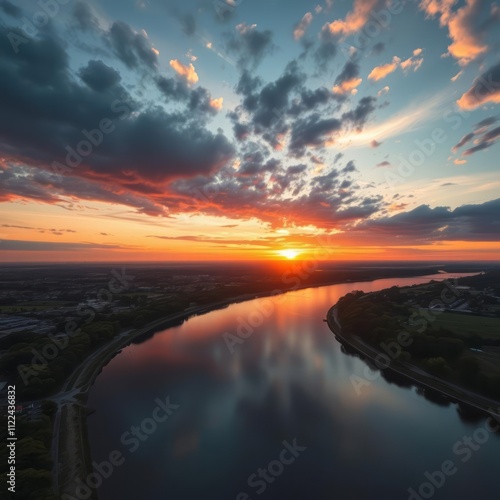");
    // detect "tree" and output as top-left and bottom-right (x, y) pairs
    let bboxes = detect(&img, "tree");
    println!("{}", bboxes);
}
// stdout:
(457, 356), (480, 383)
